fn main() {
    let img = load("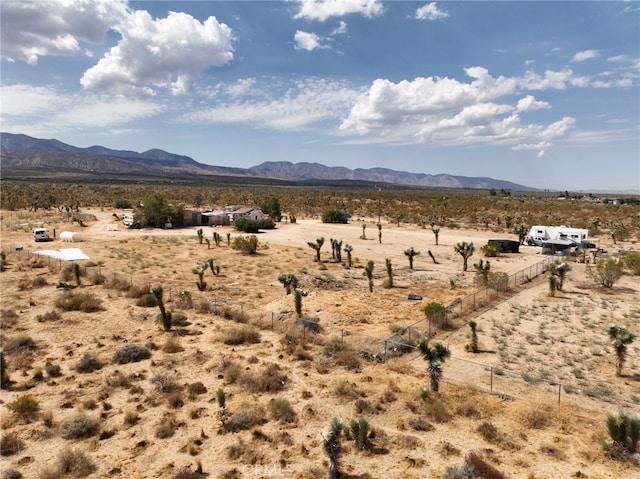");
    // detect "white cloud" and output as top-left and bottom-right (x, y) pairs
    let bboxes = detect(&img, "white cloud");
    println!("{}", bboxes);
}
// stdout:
(332, 21), (348, 35)
(80, 10), (234, 96)
(571, 49), (600, 62)
(294, 31), (326, 51)
(516, 95), (550, 112)
(339, 68), (581, 156)
(0, 0), (129, 65)
(1, 83), (162, 134)
(294, 0), (384, 21)
(415, 2), (449, 21)
(182, 78), (360, 131)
